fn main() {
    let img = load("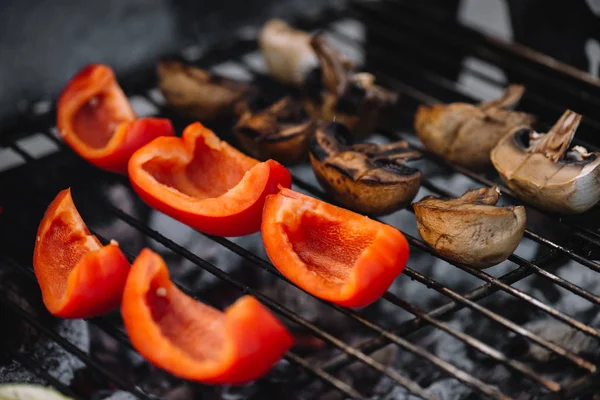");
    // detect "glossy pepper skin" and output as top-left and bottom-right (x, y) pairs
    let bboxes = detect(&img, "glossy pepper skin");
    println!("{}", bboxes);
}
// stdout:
(122, 248), (293, 384)
(128, 122), (292, 236)
(33, 189), (130, 318)
(57, 64), (174, 173)
(261, 188), (409, 308)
